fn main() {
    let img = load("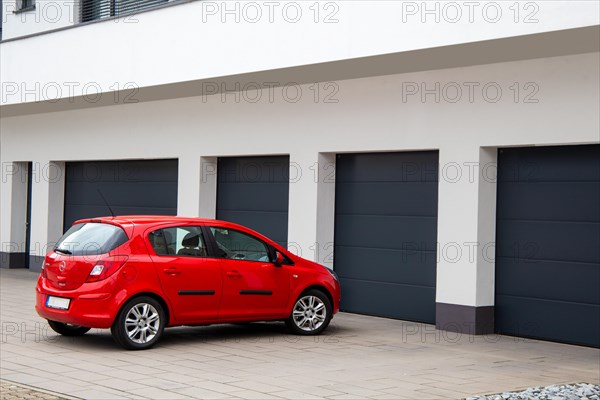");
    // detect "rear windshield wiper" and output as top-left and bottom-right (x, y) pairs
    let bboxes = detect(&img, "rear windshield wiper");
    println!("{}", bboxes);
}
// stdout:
(54, 247), (72, 255)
